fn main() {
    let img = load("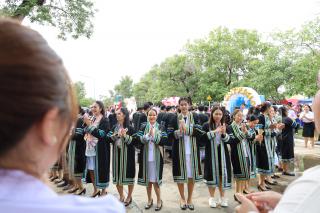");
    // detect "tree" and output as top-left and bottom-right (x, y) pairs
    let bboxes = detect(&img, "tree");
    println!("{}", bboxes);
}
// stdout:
(0, 0), (96, 39)
(73, 81), (94, 107)
(158, 55), (201, 103)
(241, 46), (293, 100)
(114, 75), (134, 99)
(185, 27), (268, 101)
